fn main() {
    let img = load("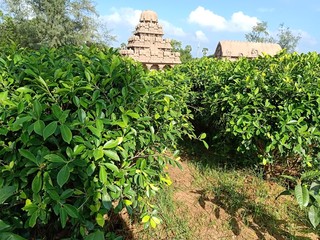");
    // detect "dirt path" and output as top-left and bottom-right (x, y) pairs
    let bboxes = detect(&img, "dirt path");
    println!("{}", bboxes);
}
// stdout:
(167, 161), (319, 240)
(122, 160), (318, 239)
(167, 161), (268, 240)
